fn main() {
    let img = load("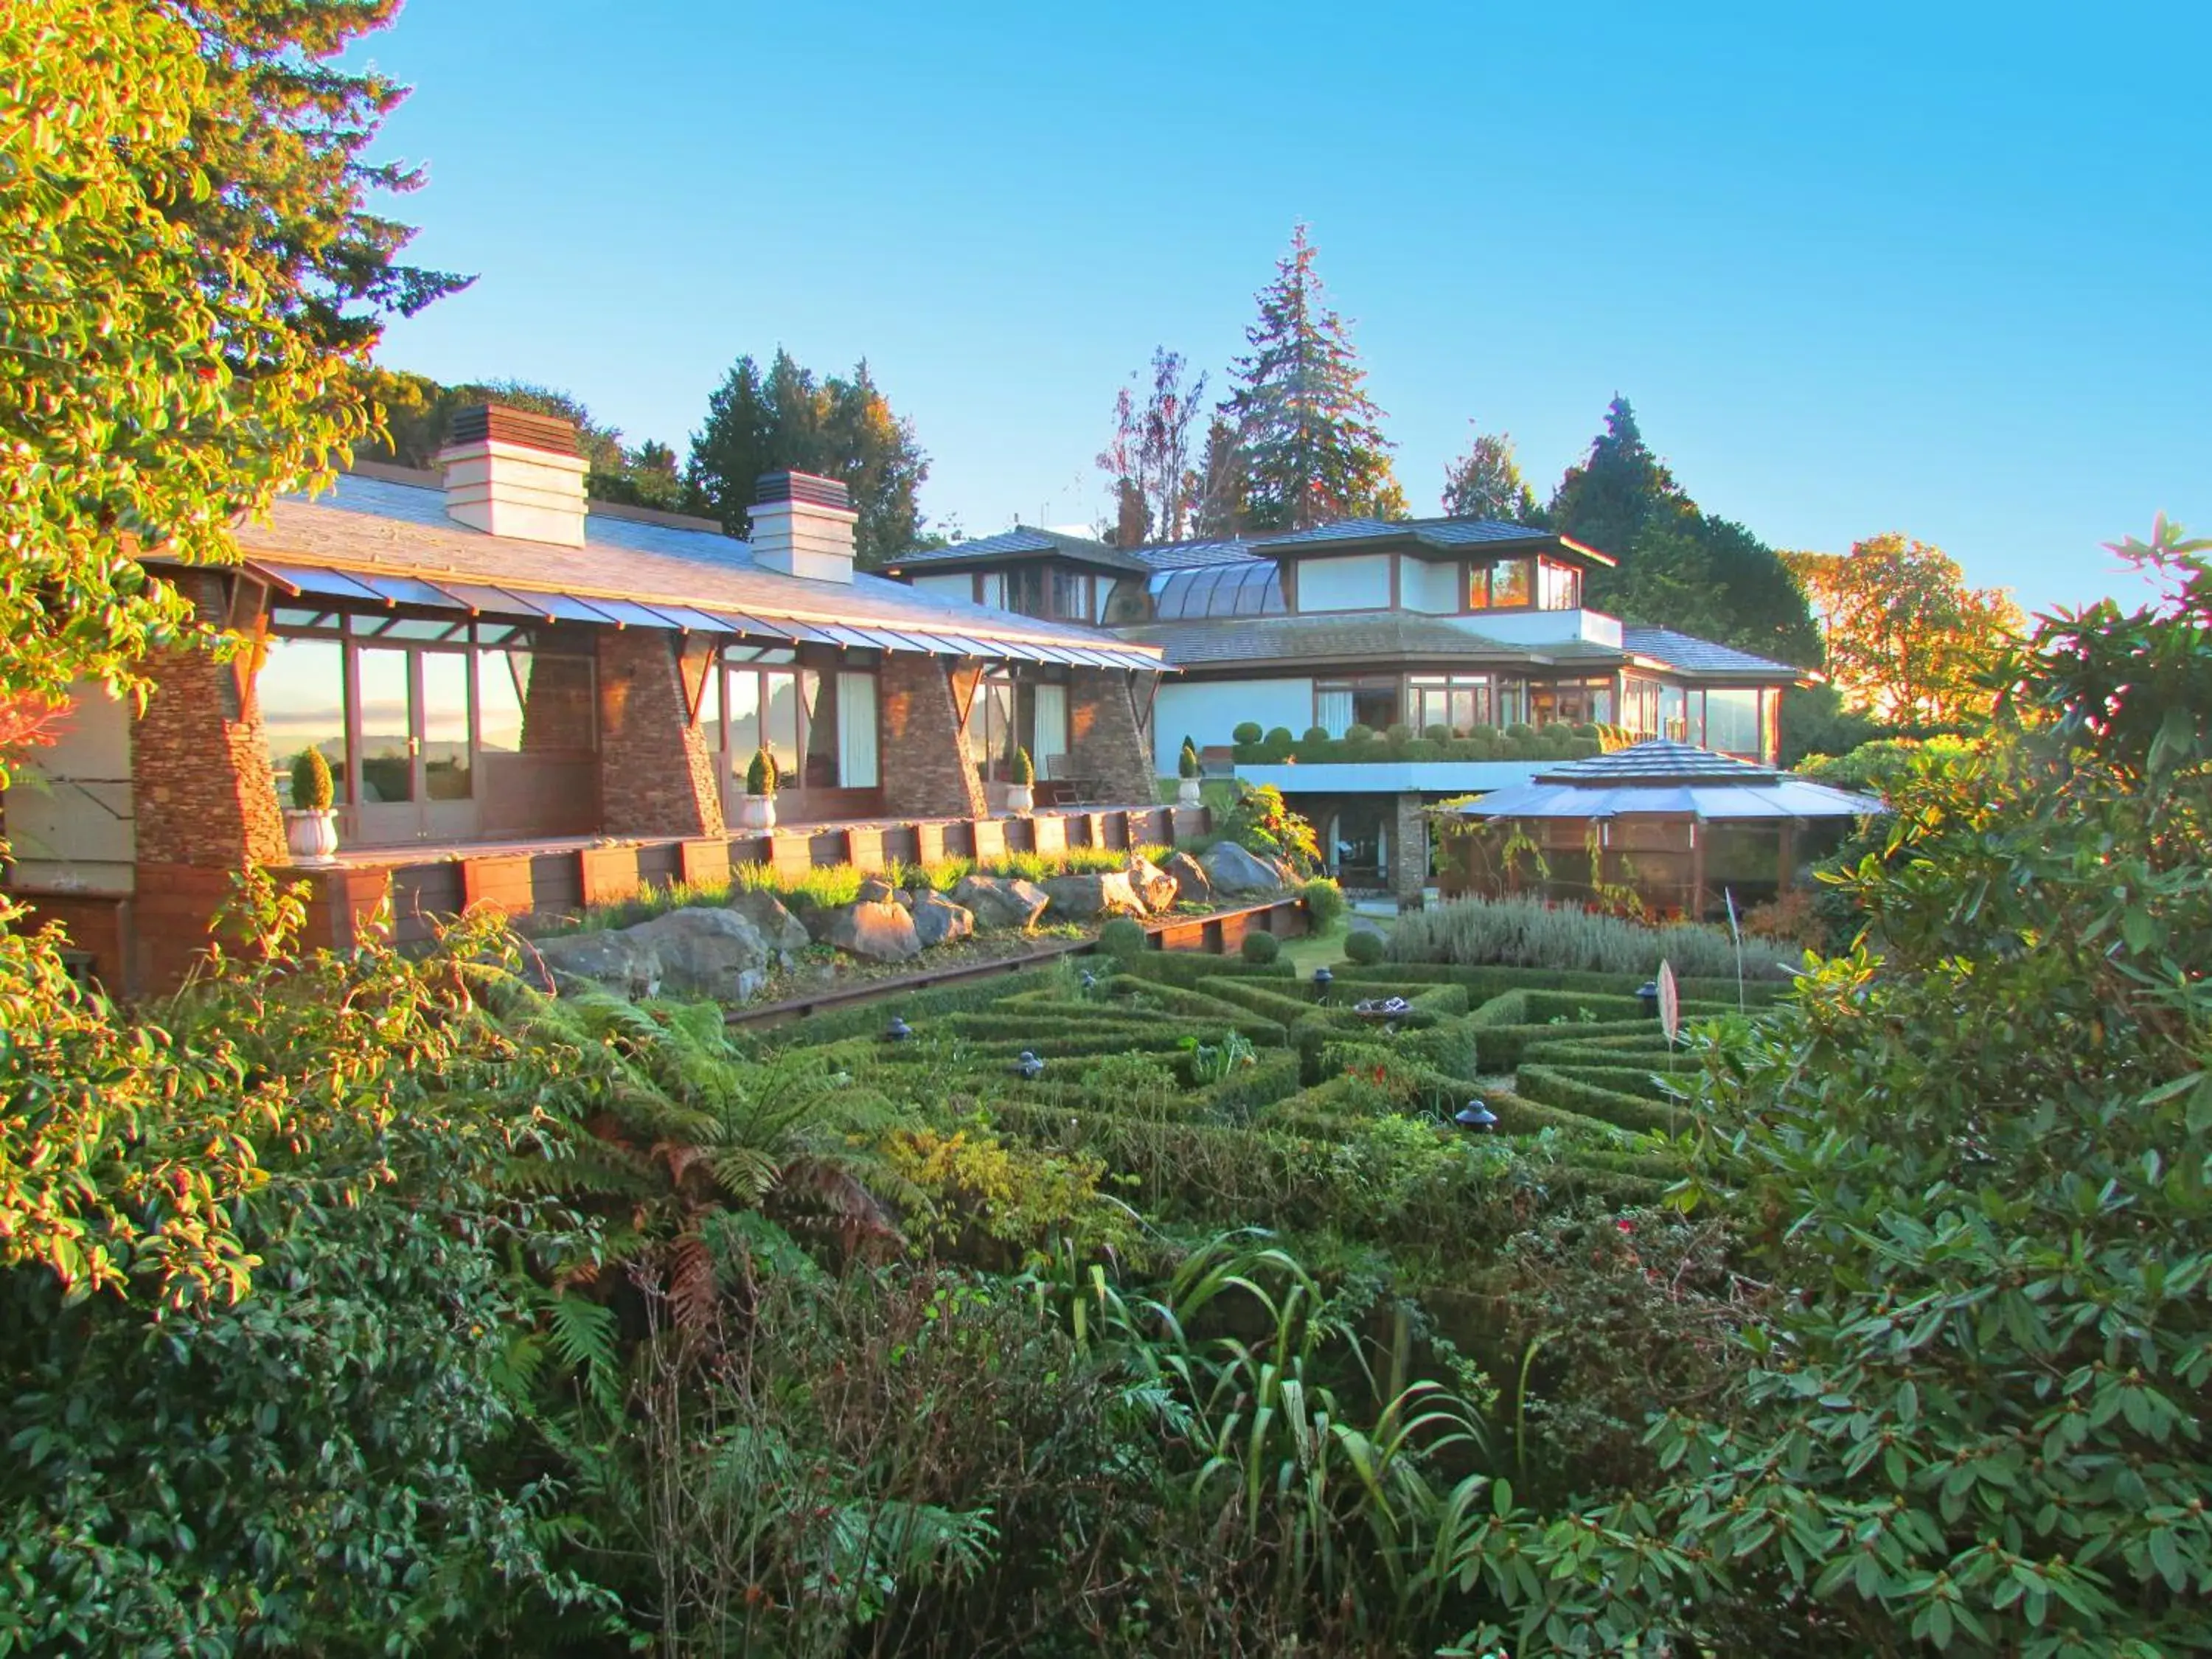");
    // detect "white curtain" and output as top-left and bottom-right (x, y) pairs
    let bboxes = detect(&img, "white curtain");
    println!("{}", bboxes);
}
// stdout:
(1032, 682), (1068, 772)
(1315, 689), (1354, 737)
(837, 670), (879, 788)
